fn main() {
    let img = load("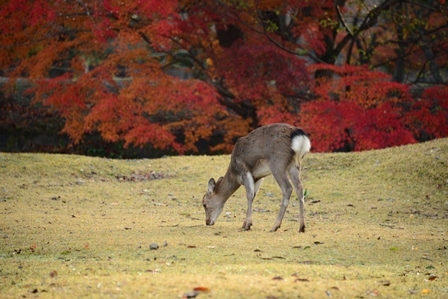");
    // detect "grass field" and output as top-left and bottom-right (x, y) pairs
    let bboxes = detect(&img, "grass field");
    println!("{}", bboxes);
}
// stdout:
(1, 138), (447, 298)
